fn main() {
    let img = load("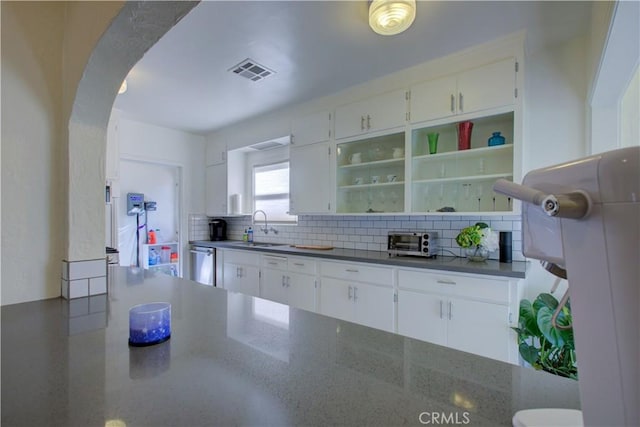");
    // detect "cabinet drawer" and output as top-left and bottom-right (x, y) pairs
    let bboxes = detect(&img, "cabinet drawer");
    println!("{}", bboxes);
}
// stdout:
(262, 255), (288, 270)
(321, 260), (392, 286)
(222, 249), (260, 266)
(288, 256), (317, 275)
(398, 269), (510, 304)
